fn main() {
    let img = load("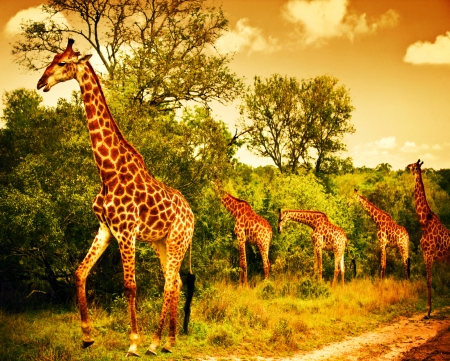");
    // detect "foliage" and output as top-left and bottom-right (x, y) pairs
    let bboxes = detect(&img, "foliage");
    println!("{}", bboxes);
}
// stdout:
(0, 89), (99, 306)
(0, 88), (236, 307)
(12, 0), (243, 111)
(239, 74), (355, 175)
